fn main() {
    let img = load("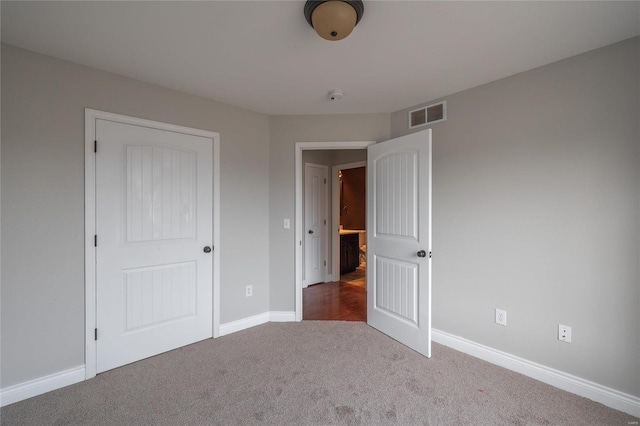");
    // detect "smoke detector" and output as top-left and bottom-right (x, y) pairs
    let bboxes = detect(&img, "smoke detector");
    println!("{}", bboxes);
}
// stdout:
(328, 89), (344, 101)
